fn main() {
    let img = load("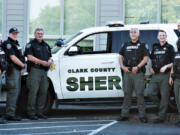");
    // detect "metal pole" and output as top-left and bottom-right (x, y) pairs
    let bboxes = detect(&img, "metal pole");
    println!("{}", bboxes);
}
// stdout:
(157, 0), (162, 23)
